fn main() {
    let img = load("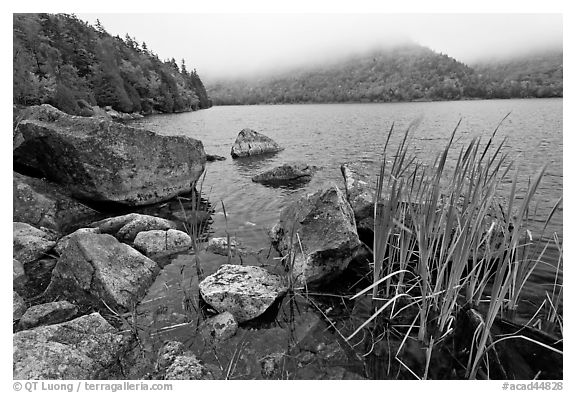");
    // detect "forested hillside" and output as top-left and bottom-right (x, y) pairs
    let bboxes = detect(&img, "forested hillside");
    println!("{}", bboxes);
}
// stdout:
(13, 13), (211, 115)
(473, 50), (563, 98)
(207, 44), (562, 105)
